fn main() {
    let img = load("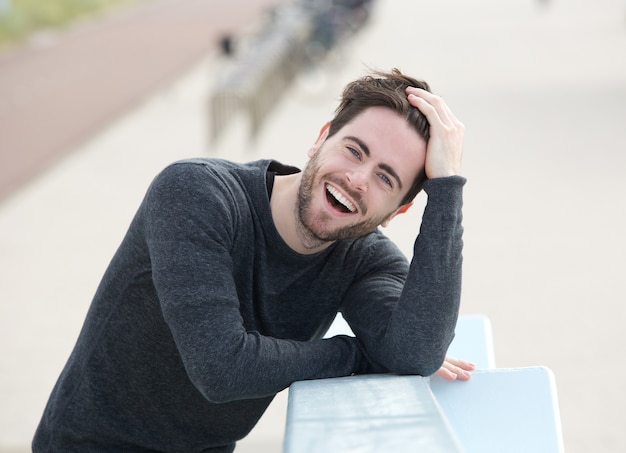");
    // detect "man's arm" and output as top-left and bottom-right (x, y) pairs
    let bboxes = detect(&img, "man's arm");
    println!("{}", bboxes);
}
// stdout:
(341, 176), (464, 375)
(141, 163), (368, 403)
(408, 88), (475, 380)
(341, 89), (468, 377)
